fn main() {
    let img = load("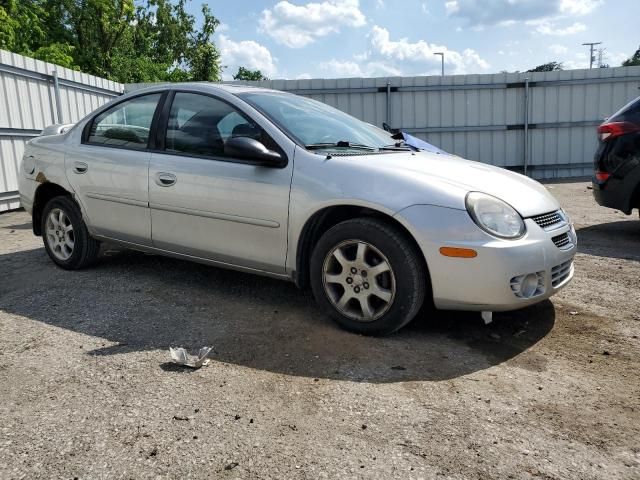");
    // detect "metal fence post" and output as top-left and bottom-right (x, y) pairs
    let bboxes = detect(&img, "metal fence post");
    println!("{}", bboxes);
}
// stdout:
(523, 77), (530, 176)
(386, 81), (391, 125)
(52, 70), (64, 123)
